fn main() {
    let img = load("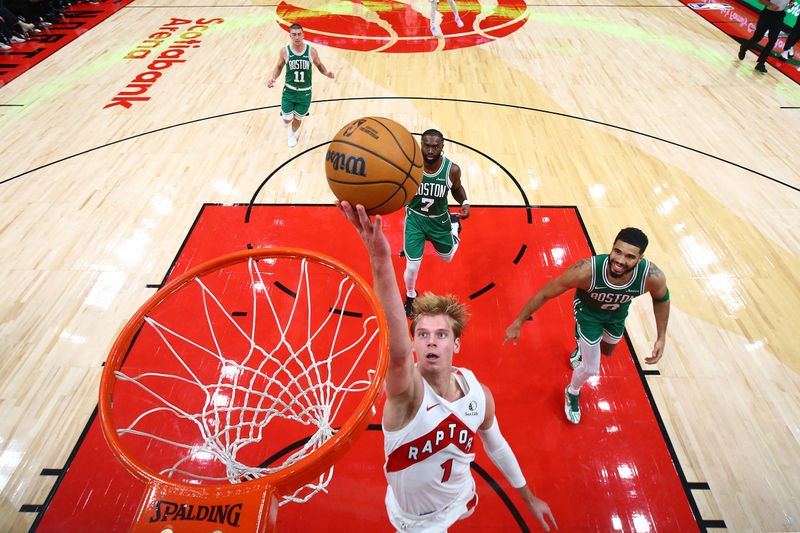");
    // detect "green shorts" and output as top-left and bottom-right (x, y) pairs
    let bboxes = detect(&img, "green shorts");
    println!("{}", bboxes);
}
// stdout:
(281, 87), (311, 120)
(403, 209), (457, 261)
(573, 296), (626, 345)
